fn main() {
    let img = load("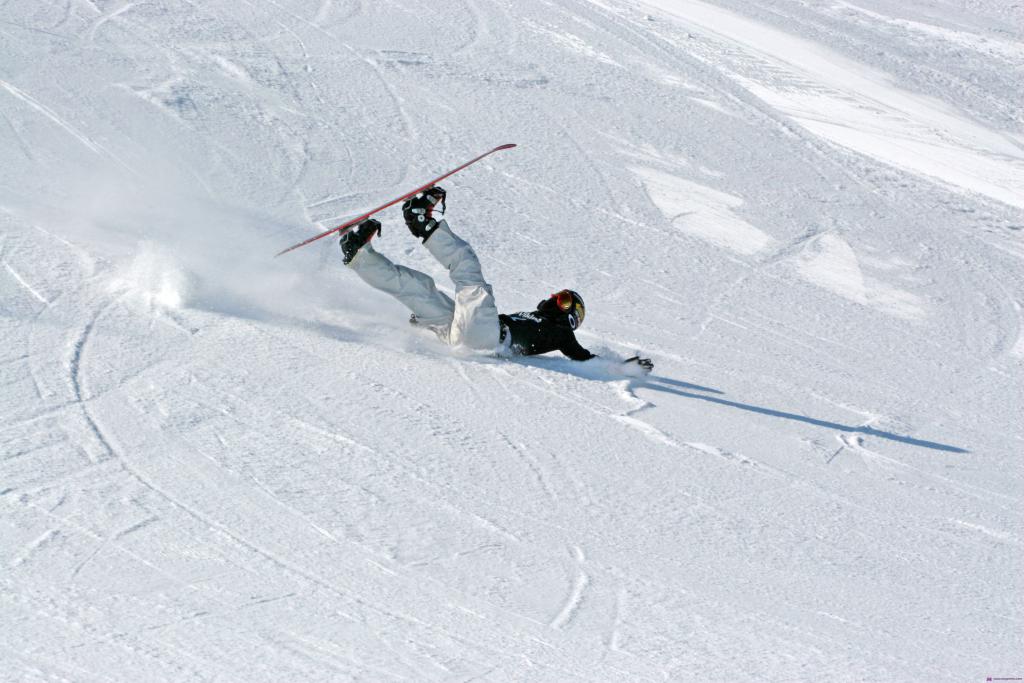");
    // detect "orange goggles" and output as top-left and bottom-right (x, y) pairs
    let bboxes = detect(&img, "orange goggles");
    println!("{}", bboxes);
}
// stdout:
(552, 289), (585, 326)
